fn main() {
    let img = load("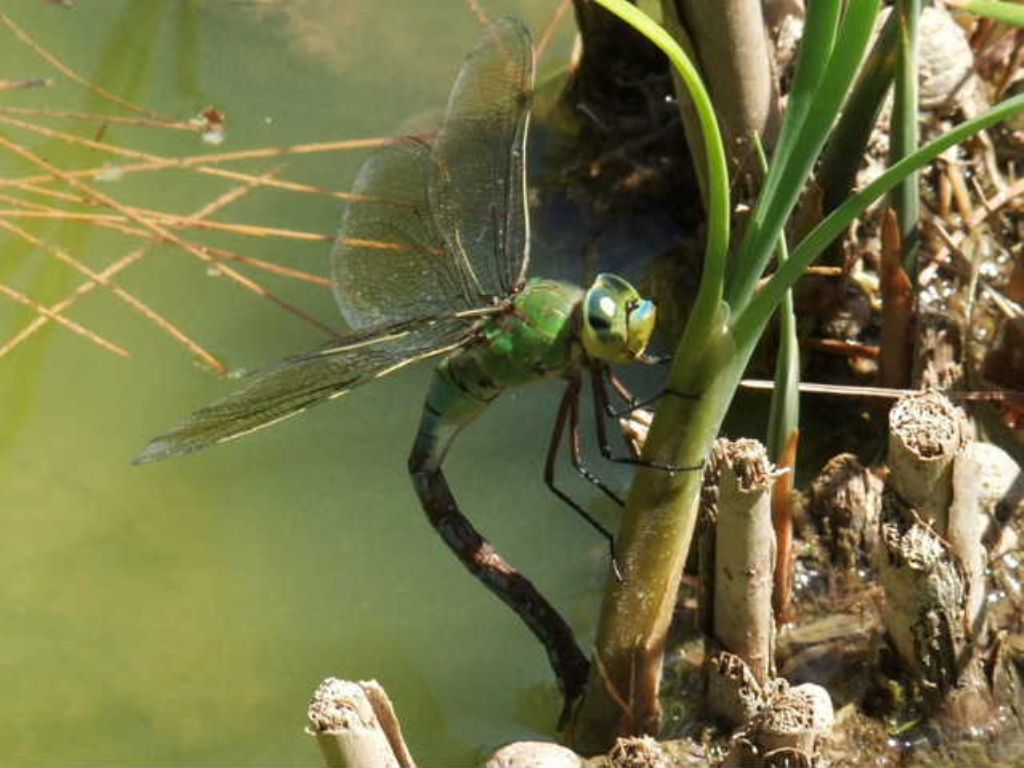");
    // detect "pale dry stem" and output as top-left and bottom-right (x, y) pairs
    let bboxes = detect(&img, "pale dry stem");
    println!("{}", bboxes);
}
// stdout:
(0, 176), (286, 369)
(0, 134), (339, 339)
(0, 12), (160, 117)
(0, 280), (129, 358)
